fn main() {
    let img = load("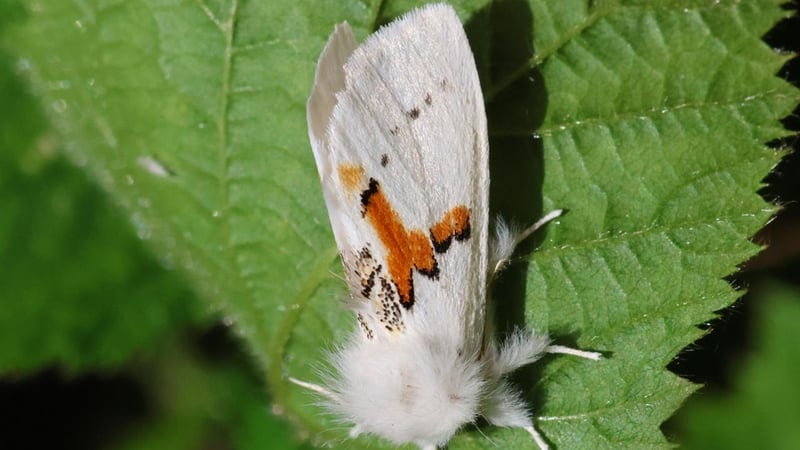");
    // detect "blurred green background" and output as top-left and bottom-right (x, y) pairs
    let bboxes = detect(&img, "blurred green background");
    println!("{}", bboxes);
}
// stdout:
(0, 2), (309, 448)
(0, 1), (799, 450)
(0, 37), (313, 450)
